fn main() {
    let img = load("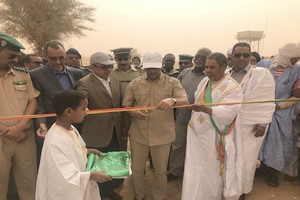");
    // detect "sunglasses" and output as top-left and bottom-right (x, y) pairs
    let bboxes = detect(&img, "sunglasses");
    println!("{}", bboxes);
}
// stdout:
(0, 51), (19, 60)
(48, 56), (65, 62)
(116, 57), (129, 61)
(179, 61), (191, 65)
(233, 53), (251, 58)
